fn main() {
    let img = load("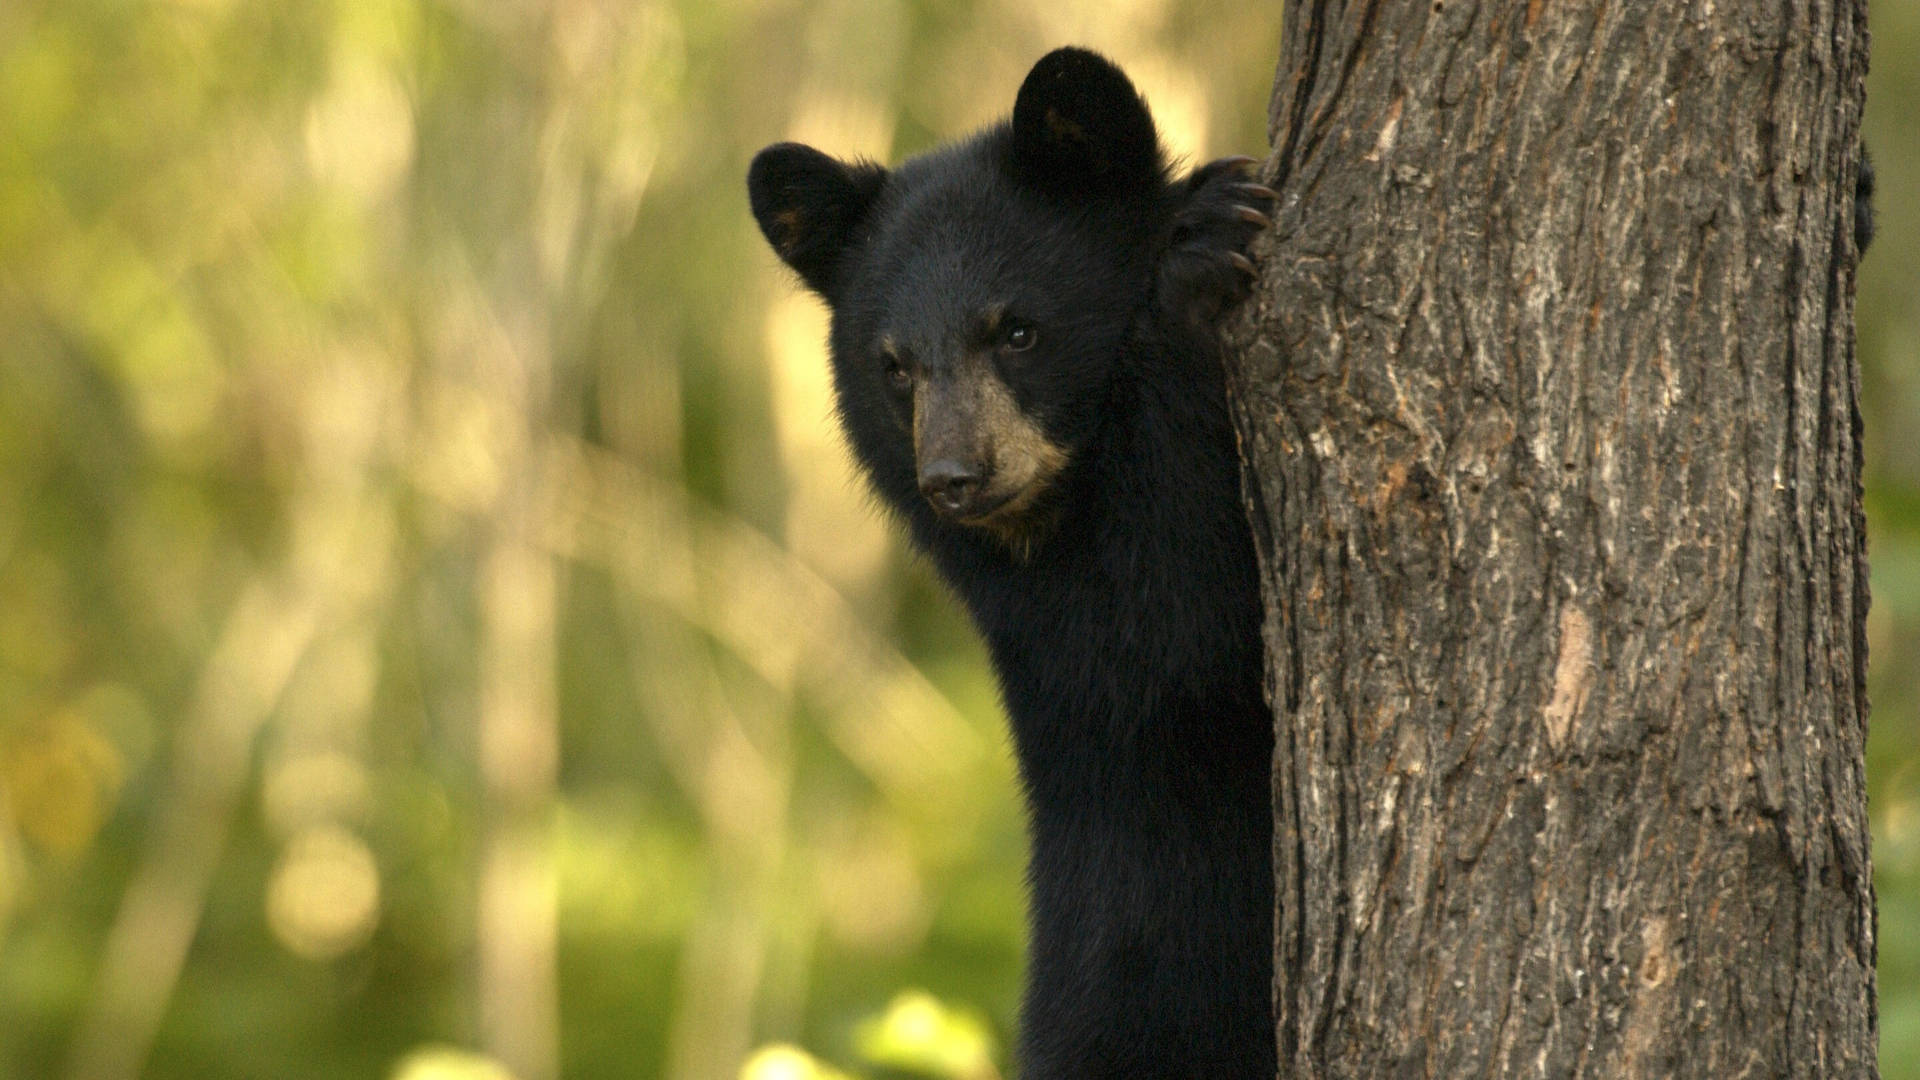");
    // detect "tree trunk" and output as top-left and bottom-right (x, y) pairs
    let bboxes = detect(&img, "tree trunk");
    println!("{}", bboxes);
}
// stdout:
(1227, 1), (1877, 1076)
